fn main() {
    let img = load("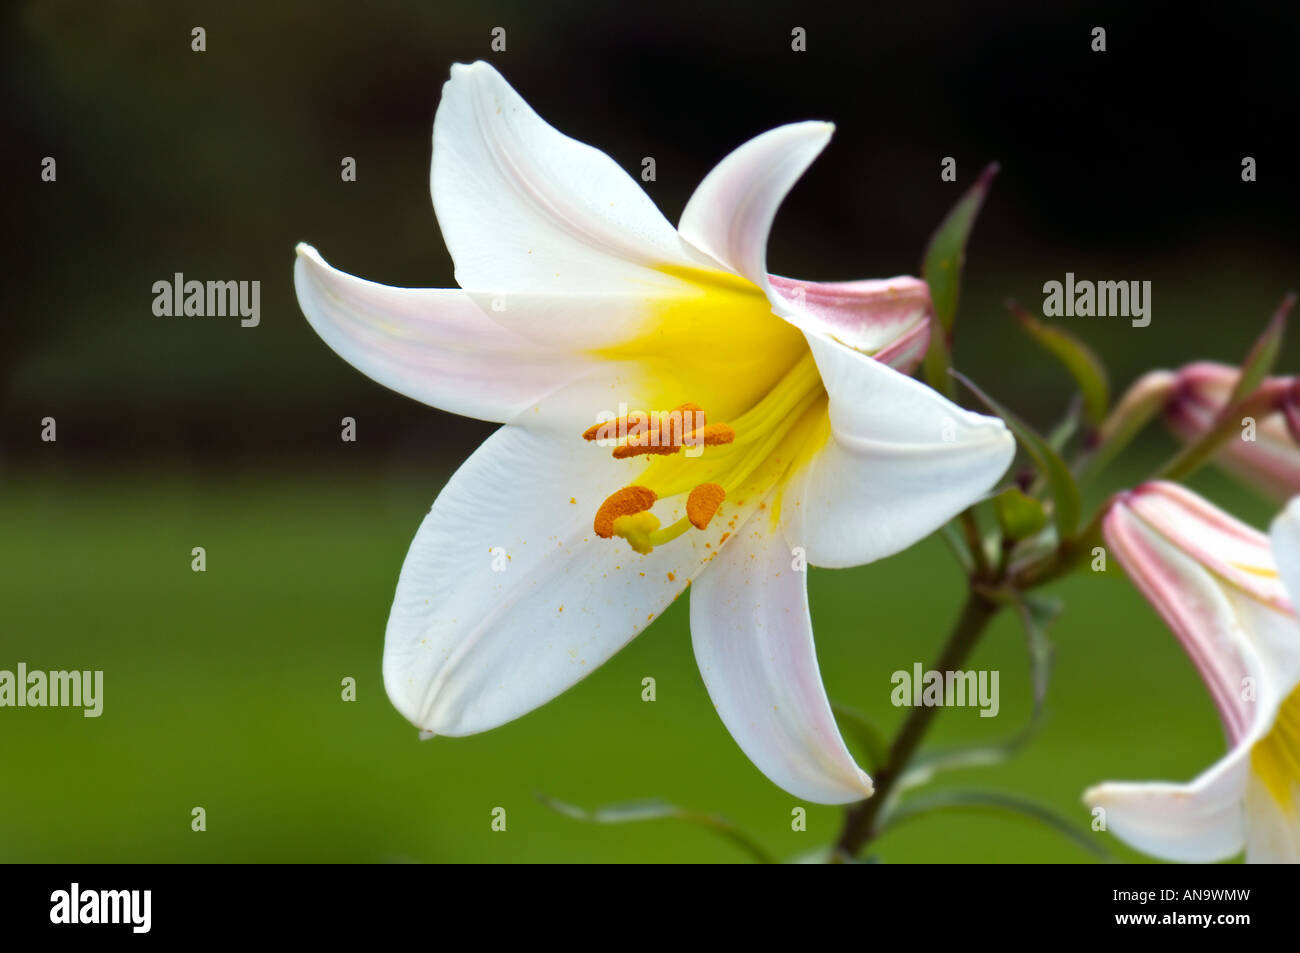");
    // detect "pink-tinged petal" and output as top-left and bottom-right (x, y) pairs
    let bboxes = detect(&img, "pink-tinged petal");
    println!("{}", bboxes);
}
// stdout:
(385, 425), (770, 736)
(689, 503), (873, 804)
(780, 333), (1014, 569)
(678, 122), (833, 308)
(1083, 583), (1299, 863)
(1103, 494), (1259, 745)
(767, 274), (933, 370)
(295, 245), (646, 431)
(431, 61), (708, 299)
(1165, 362), (1300, 500)
(1122, 482), (1292, 615)
(1084, 576), (1300, 864)
(869, 316), (932, 374)
(1091, 487), (1300, 863)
